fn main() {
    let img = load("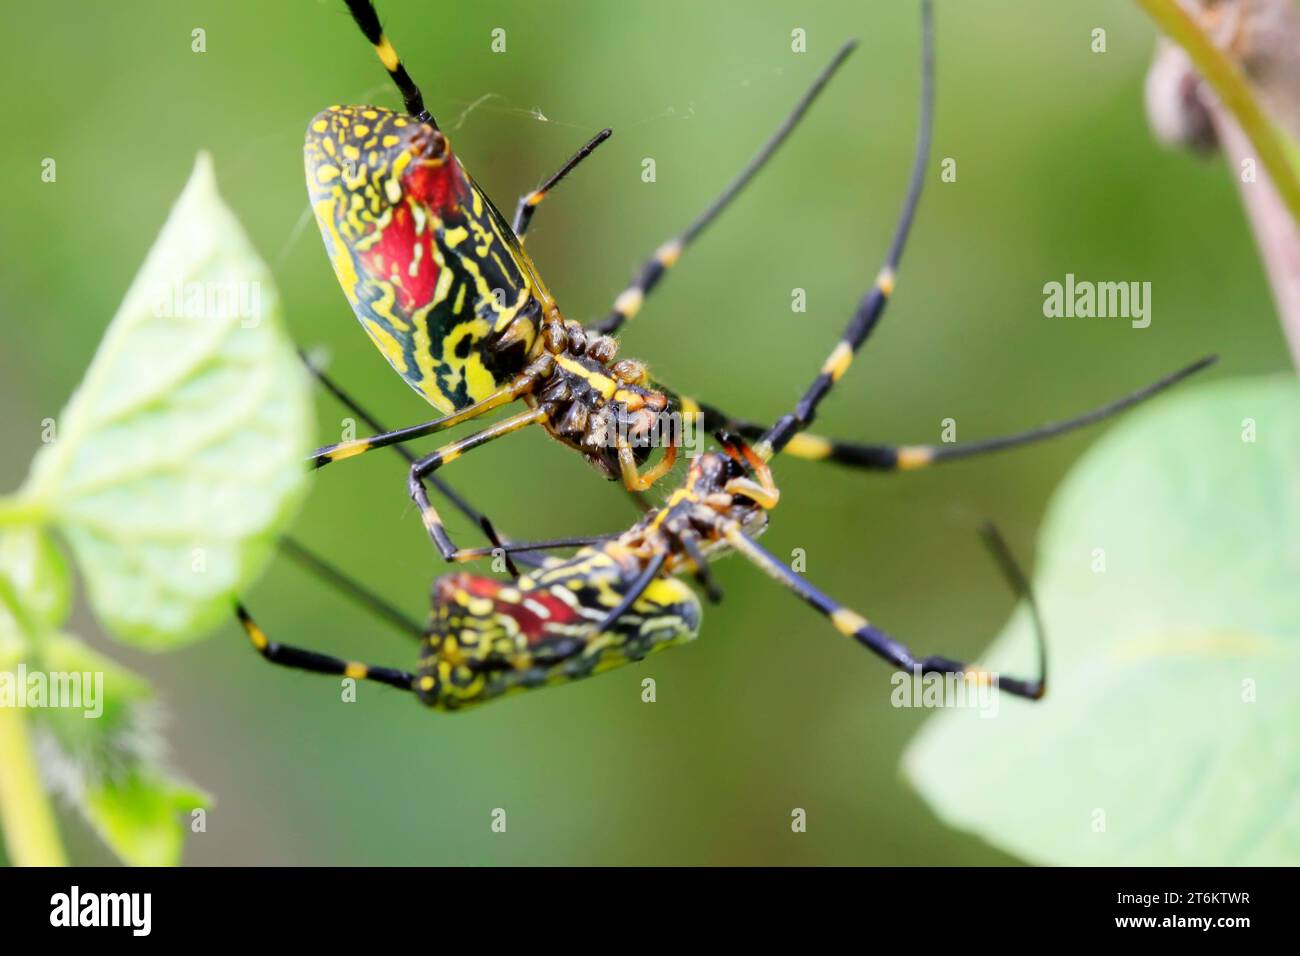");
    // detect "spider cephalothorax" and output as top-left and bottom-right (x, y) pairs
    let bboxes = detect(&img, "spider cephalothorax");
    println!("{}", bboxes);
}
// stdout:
(529, 323), (670, 480)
